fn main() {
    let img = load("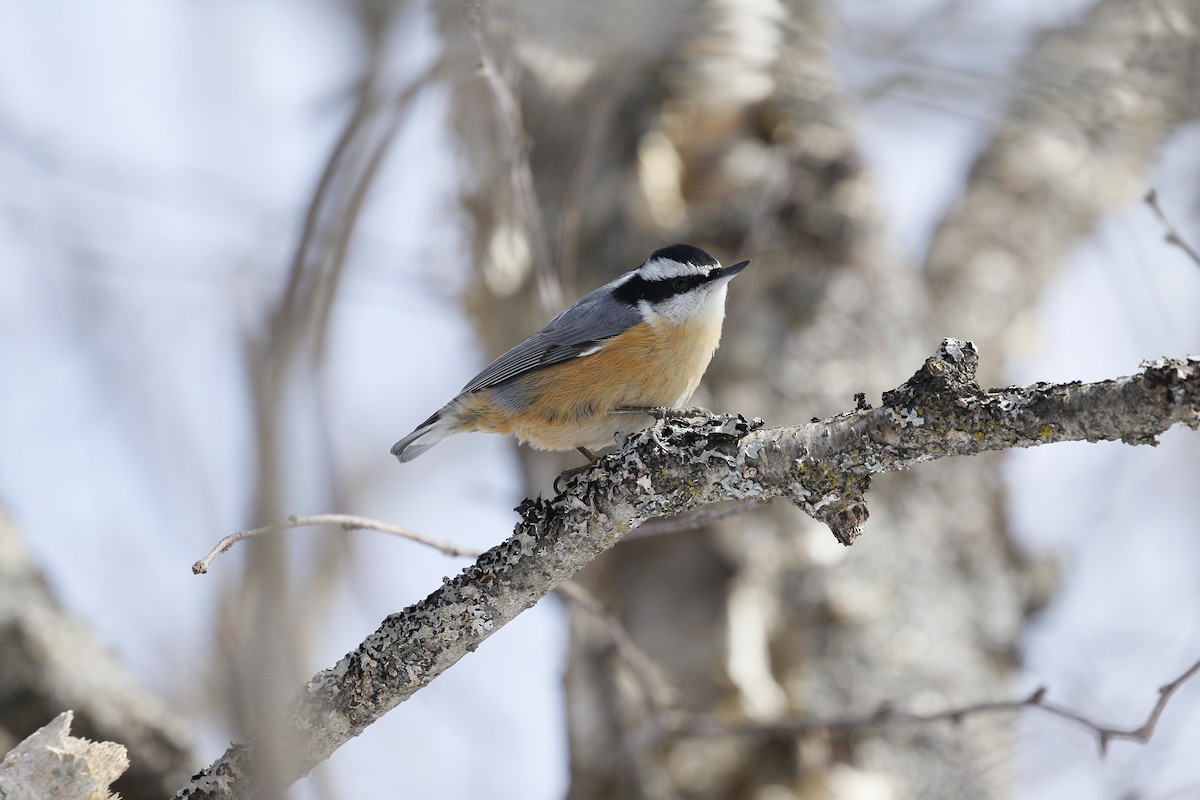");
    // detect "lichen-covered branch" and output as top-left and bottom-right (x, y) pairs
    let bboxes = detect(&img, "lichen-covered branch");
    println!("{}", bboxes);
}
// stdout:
(175, 339), (1200, 799)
